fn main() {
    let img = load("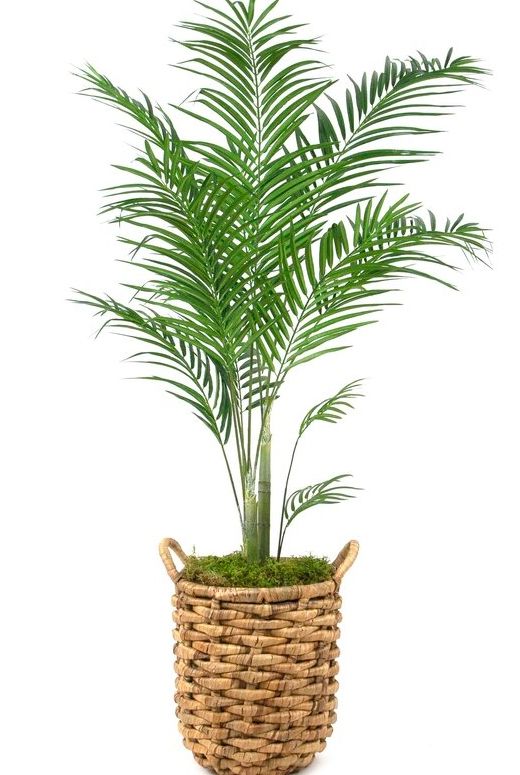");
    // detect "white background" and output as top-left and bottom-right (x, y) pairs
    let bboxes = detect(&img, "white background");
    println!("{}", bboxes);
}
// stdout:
(1, 1), (519, 773)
